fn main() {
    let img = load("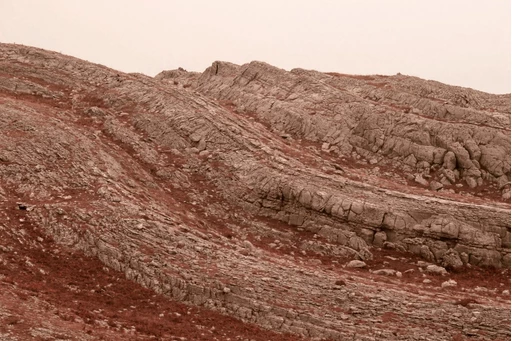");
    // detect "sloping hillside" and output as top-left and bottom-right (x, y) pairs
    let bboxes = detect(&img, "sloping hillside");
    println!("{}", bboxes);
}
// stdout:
(0, 44), (510, 340)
